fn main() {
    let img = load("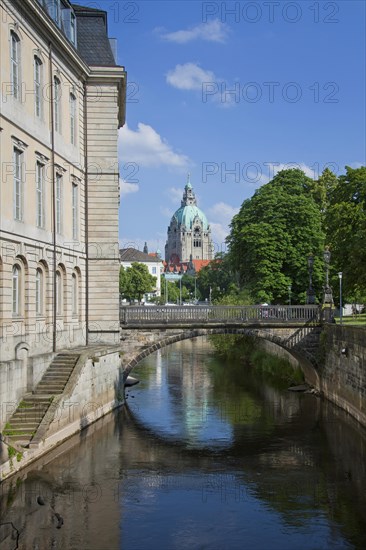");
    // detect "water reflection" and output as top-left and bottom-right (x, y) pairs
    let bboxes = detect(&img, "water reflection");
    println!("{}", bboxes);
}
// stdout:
(1, 336), (366, 549)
